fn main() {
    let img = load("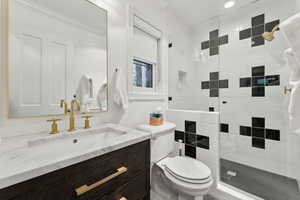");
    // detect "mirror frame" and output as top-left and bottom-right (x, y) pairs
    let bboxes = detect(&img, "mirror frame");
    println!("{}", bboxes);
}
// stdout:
(3, 0), (109, 119)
